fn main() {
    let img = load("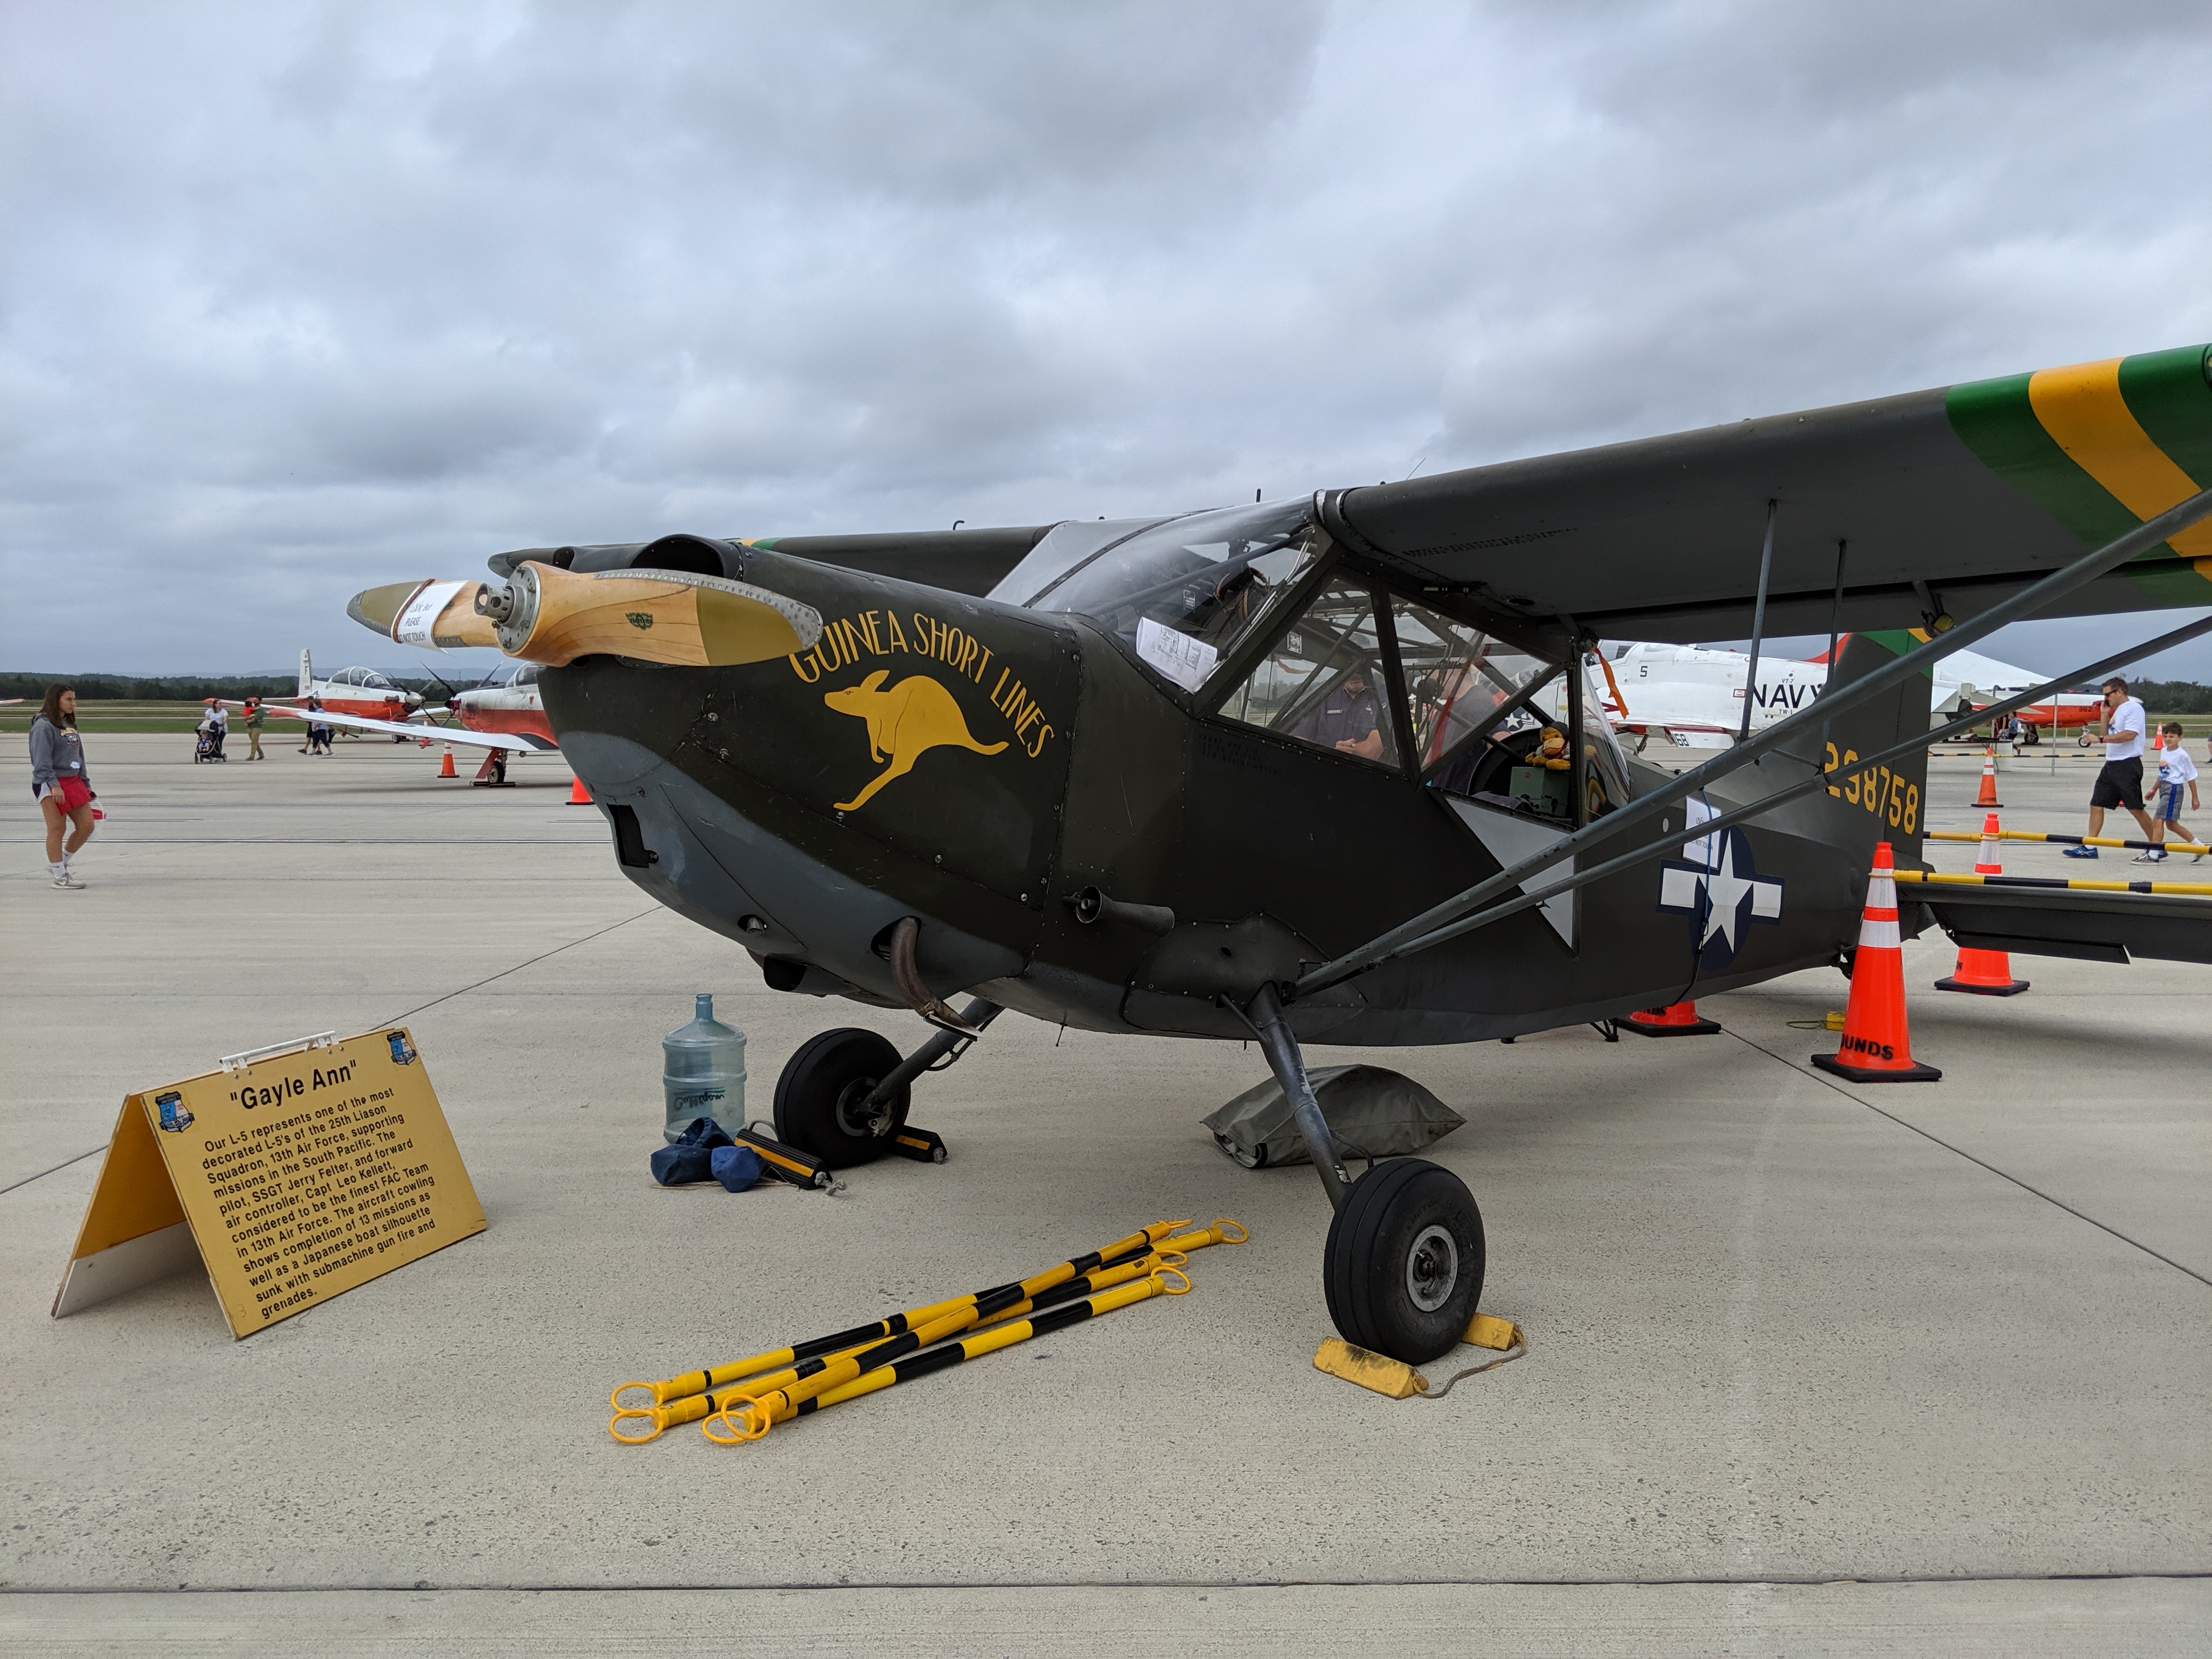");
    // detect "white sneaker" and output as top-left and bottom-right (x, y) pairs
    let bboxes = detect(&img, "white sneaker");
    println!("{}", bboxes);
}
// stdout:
(2132, 849), (2168, 864)
(51, 867), (85, 889)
